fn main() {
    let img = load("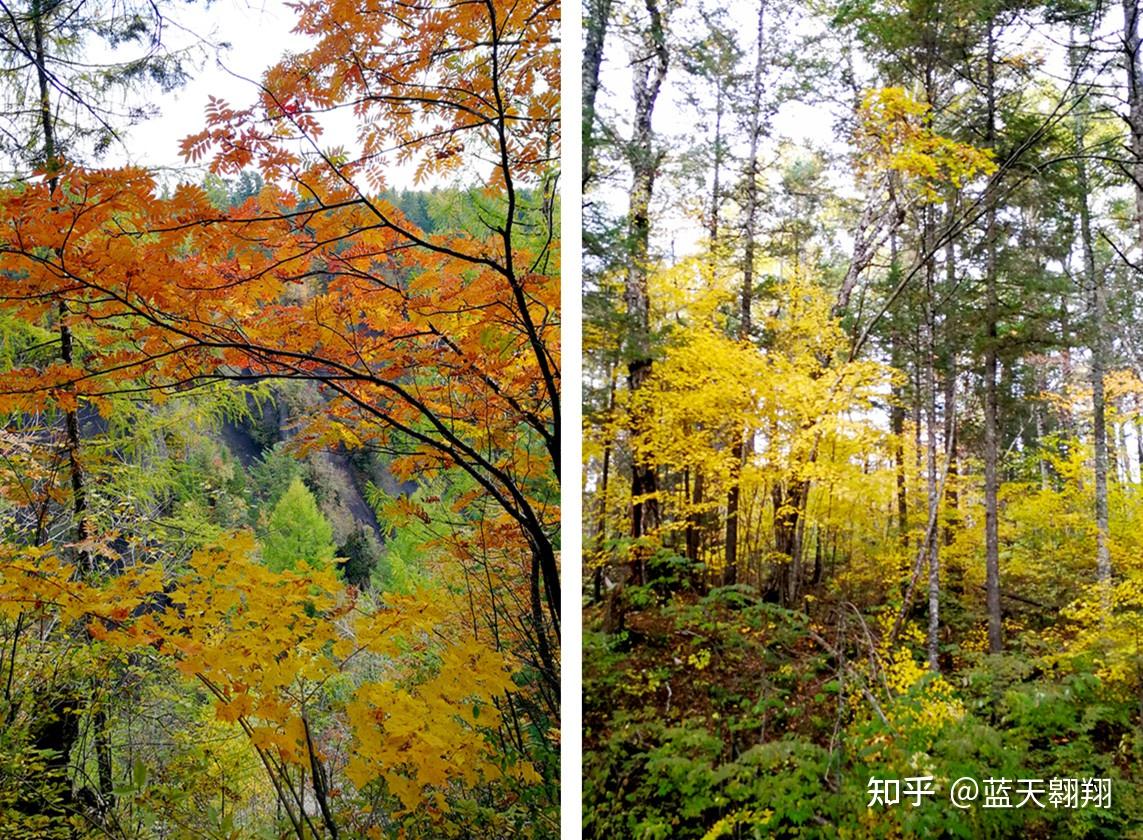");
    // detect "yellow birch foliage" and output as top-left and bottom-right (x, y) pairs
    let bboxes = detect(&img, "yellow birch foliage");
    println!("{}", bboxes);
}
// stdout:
(621, 270), (889, 562)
